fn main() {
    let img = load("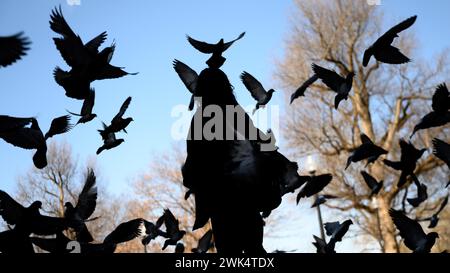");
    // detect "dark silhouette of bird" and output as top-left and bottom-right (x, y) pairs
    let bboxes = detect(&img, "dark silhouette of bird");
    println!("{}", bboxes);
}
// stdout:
(173, 59), (199, 111)
(296, 174), (333, 203)
(0, 115), (33, 132)
(406, 177), (428, 208)
(31, 218), (144, 253)
(389, 208), (438, 253)
(312, 235), (336, 254)
(50, 6), (136, 100)
(290, 75), (319, 104)
(324, 219), (353, 245)
(411, 83), (450, 138)
(99, 96), (133, 139)
(311, 194), (337, 208)
(432, 138), (450, 171)
(312, 63), (354, 109)
(240, 71), (275, 115)
(187, 32), (245, 68)
(418, 195), (448, 228)
(158, 209), (186, 250)
(0, 32), (30, 68)
(346, 133), (387, 170)
(0, 190), (79, 237)
(0, 228), (34, 254)
(447, 181), (450, 188)
(67, 88), (97, 124)
(141, 216), (167, 246)
(363, 15), (417, 67)
(0, 115), (72, 169)
(383, 140), (426, 187)
(63, 168), (97, 243)
(360, 171), (383, 196)
(174, 242), (185, 253)
(96, 129), (124, 155)
(191, 229), (214, 253)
